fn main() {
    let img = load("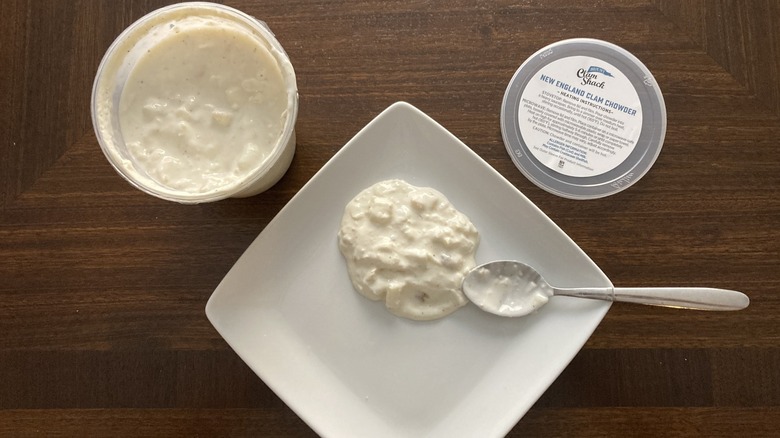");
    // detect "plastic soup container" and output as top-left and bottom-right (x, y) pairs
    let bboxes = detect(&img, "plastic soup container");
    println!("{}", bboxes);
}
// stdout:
(92, 2), (298, 203)
(501, 38), (666, 199)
